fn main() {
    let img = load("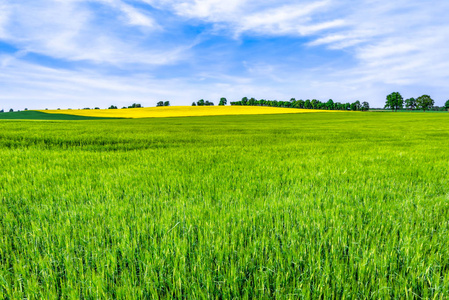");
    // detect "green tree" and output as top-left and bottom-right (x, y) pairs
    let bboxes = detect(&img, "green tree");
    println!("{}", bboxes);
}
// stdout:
(443, 100), (449, 110)
(197, 99), (205, 106)
(304, 100), (311, 109)
(385, 92), (404, 111)
(156, 101), (164, 107)
(241, 97), (248, 105)
(416, 95), (434, 112)
(362, 101), (370, 111)
(192, 102), (196, 106)
(405, 98), (416, 110)
(164, 101), (170, 106)
(294, 99), (304, 108)
(219, 97), (227, 106)
(9, 108), (13, 112)
(325, 99), (334, 110)
(129, 103), (142, 108)
(108, 105), (118, 109)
